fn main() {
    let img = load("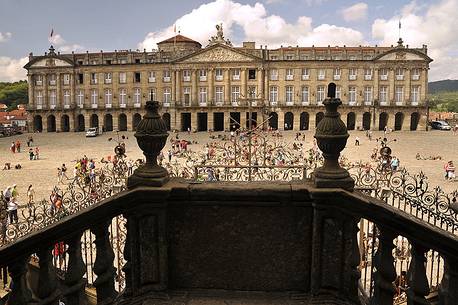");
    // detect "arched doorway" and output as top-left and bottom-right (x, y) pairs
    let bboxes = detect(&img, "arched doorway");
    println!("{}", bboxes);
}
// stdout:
(90, 114), (99, 128)
(104, 114), (113, 132)
(162, 113), (171, 131)
(230, 112), (241, 131)
(284, 112), (293, 130)
(347, 112), (356, 130)
(33, 115), (43, 132)
(269, 112), (278, 130)
(394, 112), (404, 131)
(362, 112), (371, 130)
(118, 113), (127, 131)
(410, 112), (420, 131)
(47, 115), (56, 132)
(316, 112), (324, 127)
(379, 112), (388, 131)
(300, 112), (309, 130)
(61, 115), (70, 132)
(76, 114), (85, 132)
(133, 113), (142, 131)
(181, 113), (191, 131)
